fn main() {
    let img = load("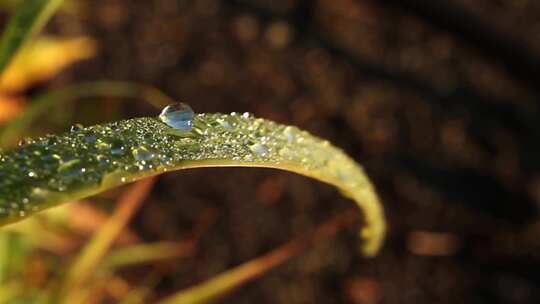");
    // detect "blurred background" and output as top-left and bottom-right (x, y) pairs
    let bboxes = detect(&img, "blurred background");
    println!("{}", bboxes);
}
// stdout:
(1, 0), (540, 303)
